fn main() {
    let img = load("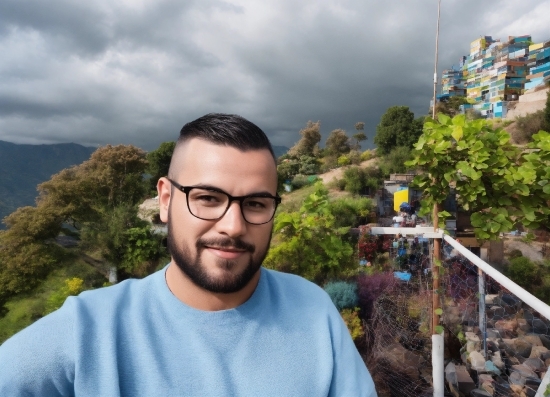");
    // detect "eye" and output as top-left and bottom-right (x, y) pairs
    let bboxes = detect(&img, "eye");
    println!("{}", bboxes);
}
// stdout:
(243, 197), (271, 211)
